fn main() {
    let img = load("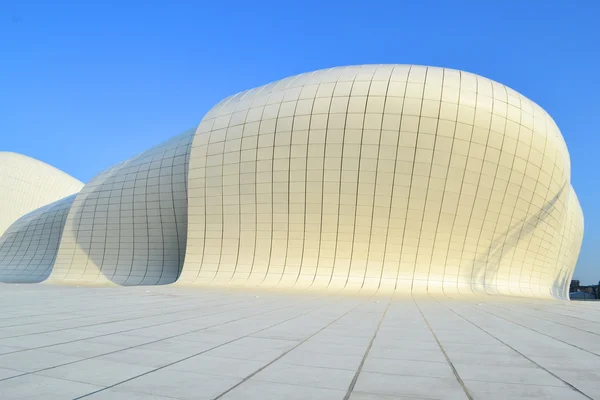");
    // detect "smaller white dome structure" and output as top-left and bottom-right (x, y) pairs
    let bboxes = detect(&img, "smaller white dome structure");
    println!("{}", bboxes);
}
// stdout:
(0, 152), (84, 237)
